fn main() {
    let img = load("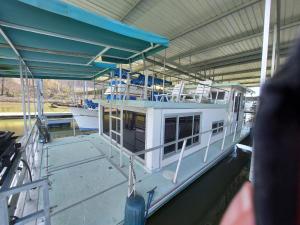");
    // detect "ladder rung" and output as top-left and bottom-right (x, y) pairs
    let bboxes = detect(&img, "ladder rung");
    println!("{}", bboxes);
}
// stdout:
(110, 115), (121, 120)
(110, 130), (121, 136)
